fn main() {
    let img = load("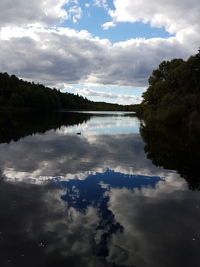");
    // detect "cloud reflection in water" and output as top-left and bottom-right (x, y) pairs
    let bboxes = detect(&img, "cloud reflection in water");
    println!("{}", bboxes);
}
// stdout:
(0, 113), (199, 266)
